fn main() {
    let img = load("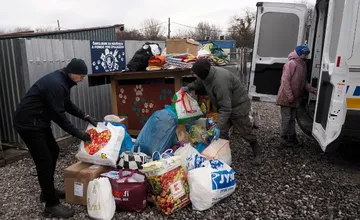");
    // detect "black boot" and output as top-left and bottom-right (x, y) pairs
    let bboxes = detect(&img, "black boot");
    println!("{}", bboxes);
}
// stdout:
(250, 141), (262, 166)
(280, 135), (292, 147)
(289, 134), (303, 147)
(40, 189), (65, 203)
(43, 203), (74, 218)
